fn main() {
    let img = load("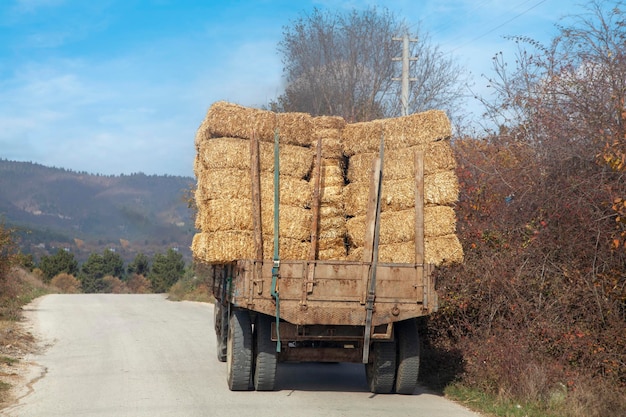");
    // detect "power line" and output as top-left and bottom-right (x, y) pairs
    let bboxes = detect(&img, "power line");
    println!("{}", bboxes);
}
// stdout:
(446, 0), (548, 54)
